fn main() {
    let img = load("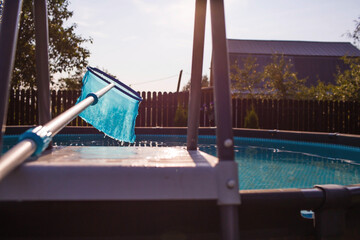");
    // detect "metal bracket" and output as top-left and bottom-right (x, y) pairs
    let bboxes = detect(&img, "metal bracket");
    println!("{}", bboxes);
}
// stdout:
(216, 161), (241, 205)
(314, 184), (350, 238)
